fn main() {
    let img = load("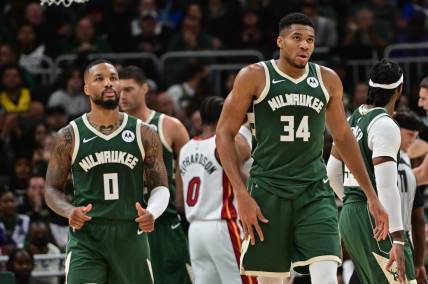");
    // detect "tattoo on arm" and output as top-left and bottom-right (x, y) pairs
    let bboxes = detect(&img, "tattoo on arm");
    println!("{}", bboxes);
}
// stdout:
(141, 125), (168, 191)
(45, 125), (75, 218)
